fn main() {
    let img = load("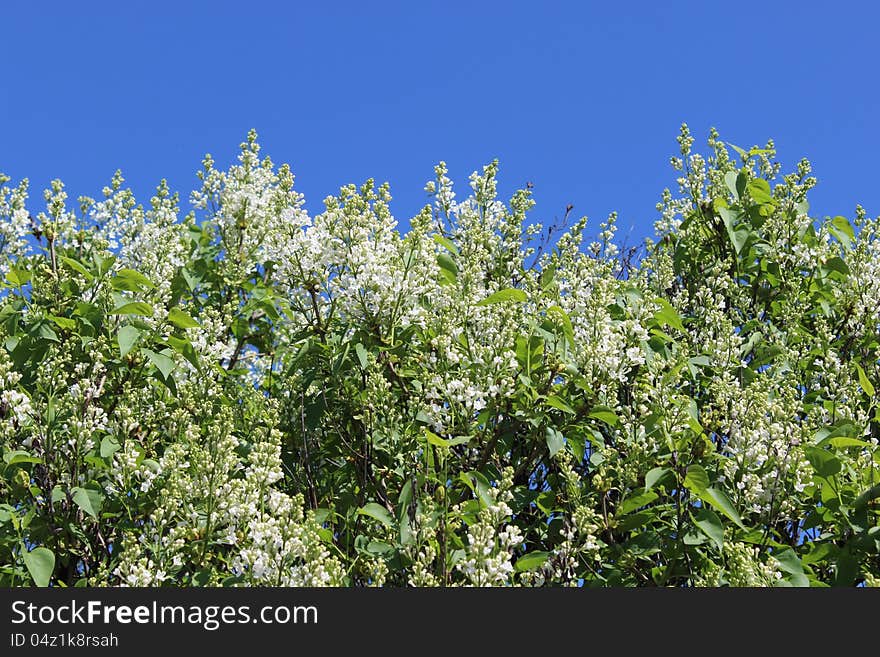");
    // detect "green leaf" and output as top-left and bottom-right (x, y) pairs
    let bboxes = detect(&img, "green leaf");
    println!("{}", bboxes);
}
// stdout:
(684, 464), (710, 492)
(142, 348), (175, 379)
(355, 343), (368, 369)
(181, 268), (200, 292)
(5, 267), (31, 287)
(827, 437), (871, 449)
(515, 551), (551, 572)
(331, 343), (350, 376)
(683, 466), (745, 529)
(168, 307), (199, 329)
(855, 364), (875, 398)
(645, 467), (671, 490)
(436, 253), (458, 284)
(618, 510), (654, 532)
(476, 288), (528, 306)
(686, 397), (703, 433)
(588, 405), (619, 426)
(58, 256), (93, 280)
(545, 395), (575, 415)
(48, 315), (76, 330)
(23, 546), (55, 587)
(567, 433), (585, 461)
(652, 298), (684, 332)
(717, 206), (750, 255)
(812, 422), (859, 446)
(424, 429), (450, 448)
(535, 490), (557, 516)
(723, 171), (739, 198)
(829, 215), (855, 248)
(73, 302), (103, 329)
(366, 540), (394, 556)
(727, 143), (747, 159)
(433, 234), (459, 255)
(117, 325), (141, 358)
(618, 490), (658, 516)
(830, 215), (854, 239)
(100, 435), (121, 458)
(747, 178), (773, 204)
(546, 305), (575, 347)
(221, 575), (246, 587)
(94, 253), (116, 276)
(4, 450), (41, 465)
(545, 427), (565, 458)
(833, 551), (858, 587)
(854, 484), (880, 511)
(111, 302), (154, 317)
(772, 548), (809, 587)
(804, 446), (841, 478)
(693, 507), (724, 551)
(730, 226), (751, 254)
(700, 487), (745, 529)
(165, 336), (201, 372)
(357, 503), (393, 528)
(111, 268), (156, 291)
(459, 471), (493, 508)
(822, 256), (849, 277)
(72, 486), (104, 519)
(34, 322), (59, 342)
